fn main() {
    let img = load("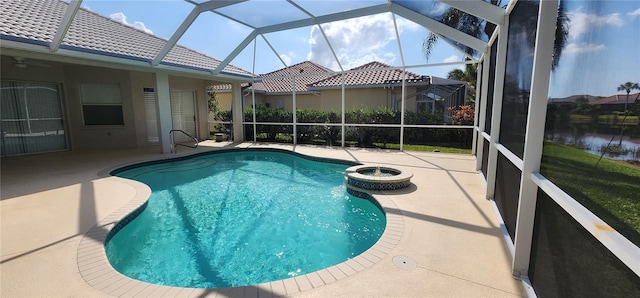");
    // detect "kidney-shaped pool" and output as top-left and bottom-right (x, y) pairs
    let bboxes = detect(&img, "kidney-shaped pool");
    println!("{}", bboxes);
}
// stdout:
(105, 149), (386, 288)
